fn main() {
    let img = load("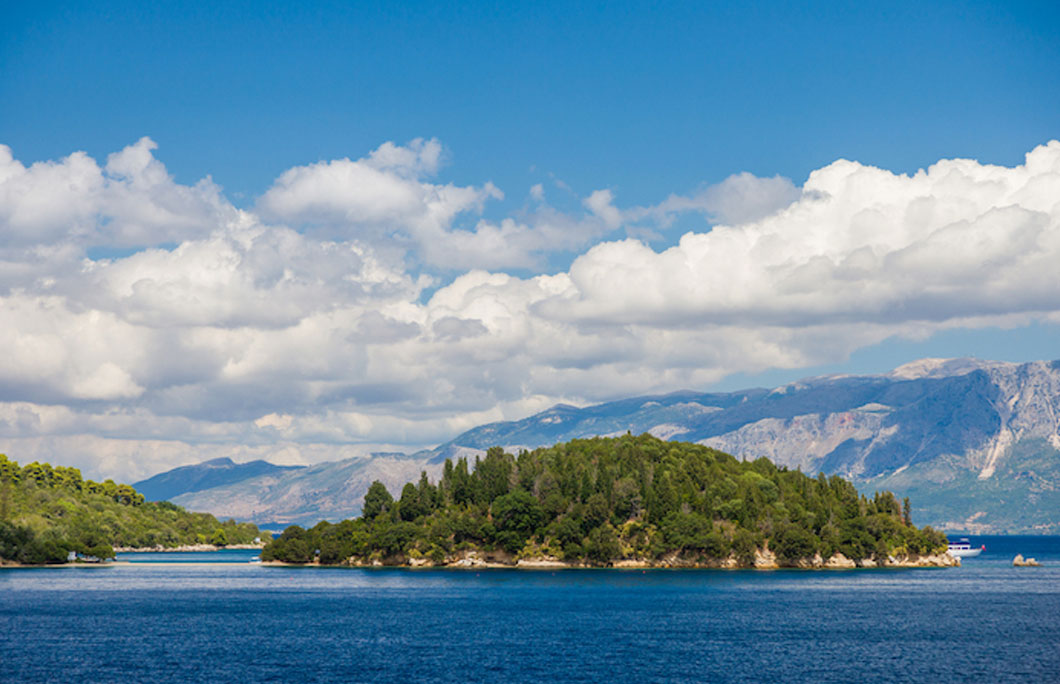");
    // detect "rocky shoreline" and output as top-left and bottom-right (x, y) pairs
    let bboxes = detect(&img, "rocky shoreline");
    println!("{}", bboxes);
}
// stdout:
(262, 548), (959, 570)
